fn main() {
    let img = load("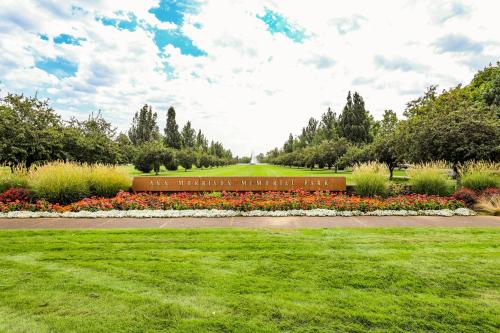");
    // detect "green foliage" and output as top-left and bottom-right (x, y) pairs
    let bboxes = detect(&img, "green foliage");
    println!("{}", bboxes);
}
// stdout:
(338, 91), (371, 144)
(352, 162), (389, 196)
(160, 148), (177, 171)
(164, 107), (182, 149)
(63, 111), (121, 165)
(0, 93), (65, 169)
(181, 121), (196, 148)
(409, 162), (453, 196)
(176, 150), (196, 171)
(128, 104), (159, 146)
(133, 141), (166, 174)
